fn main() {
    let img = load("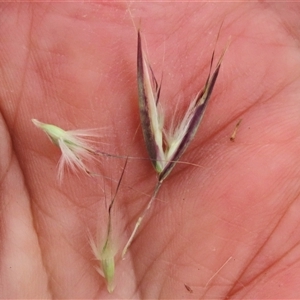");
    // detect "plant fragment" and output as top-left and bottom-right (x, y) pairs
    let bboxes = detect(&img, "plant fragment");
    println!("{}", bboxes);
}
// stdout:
(230, 119), (242, 142)
(90, 159), (128, 293)
(138, 29), (228, 182)
(123, 28), (228, 256)
(32, 119), (100, 182)
(184, 284), (193, 293)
